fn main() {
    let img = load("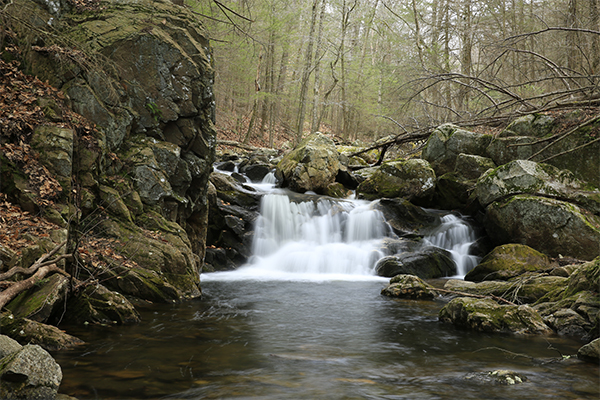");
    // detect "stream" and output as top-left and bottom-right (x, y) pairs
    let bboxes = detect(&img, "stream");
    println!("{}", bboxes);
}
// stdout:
(53, 178), (599, 399)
